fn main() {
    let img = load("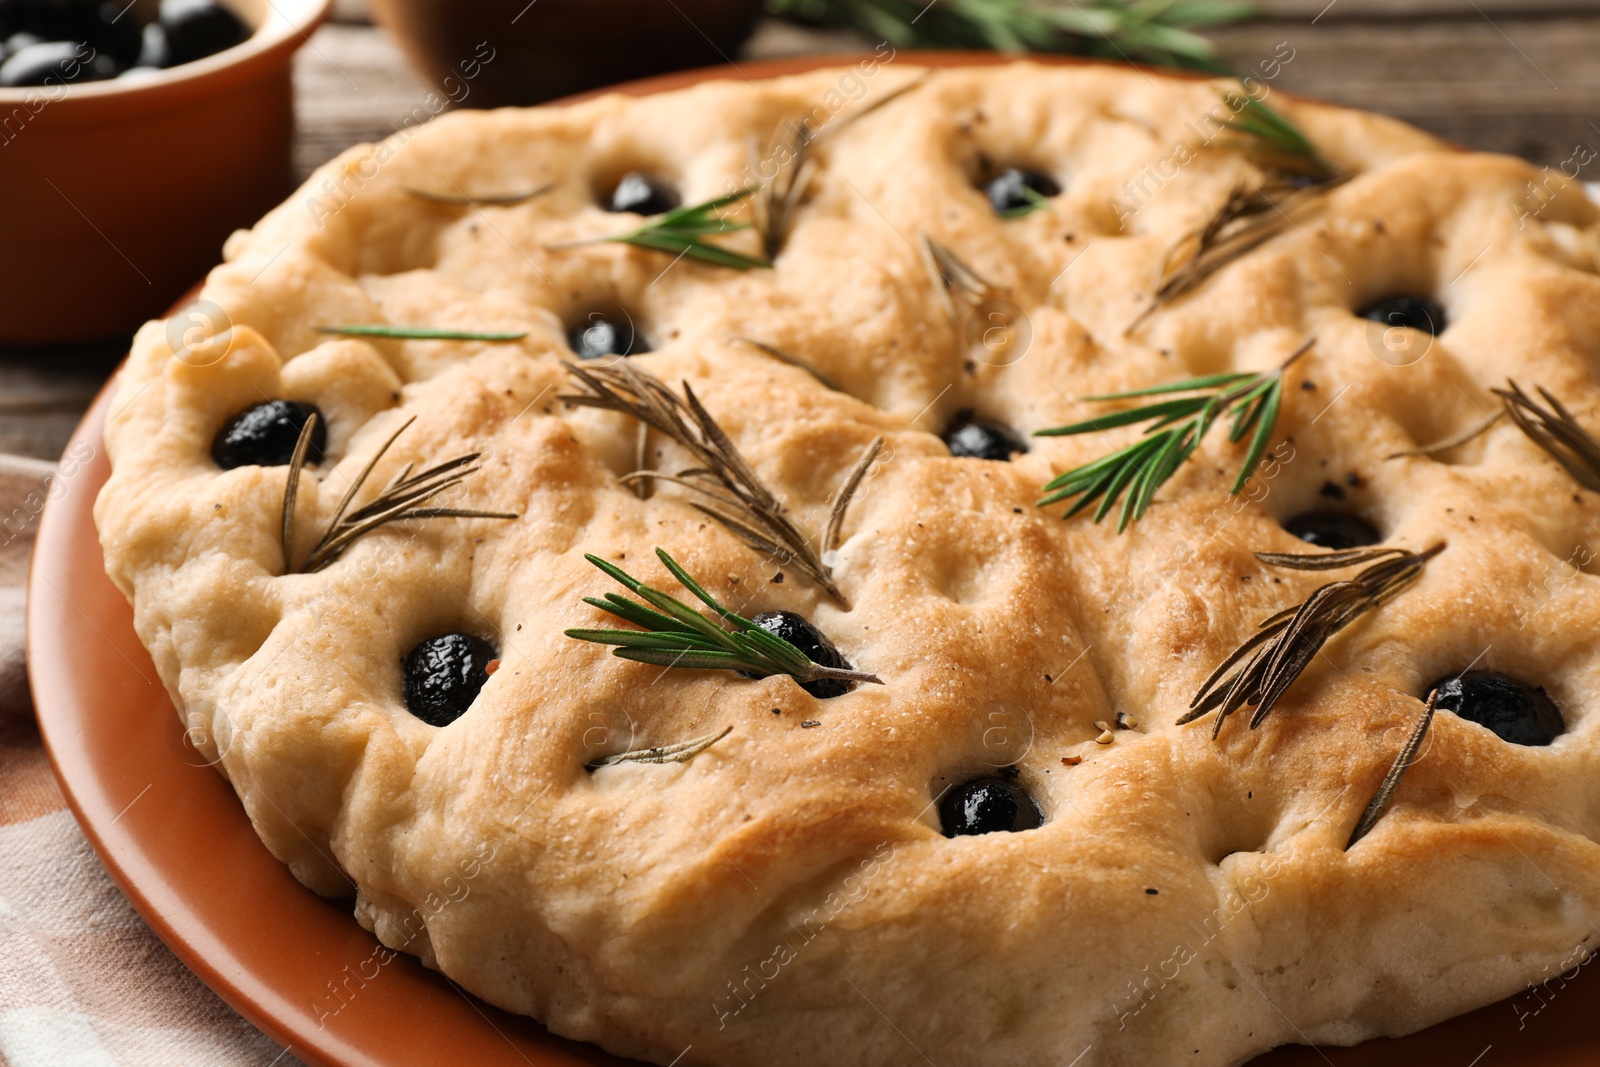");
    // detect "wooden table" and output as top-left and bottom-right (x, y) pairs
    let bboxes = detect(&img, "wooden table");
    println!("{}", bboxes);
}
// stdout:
(5, 0), (1597, 463)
